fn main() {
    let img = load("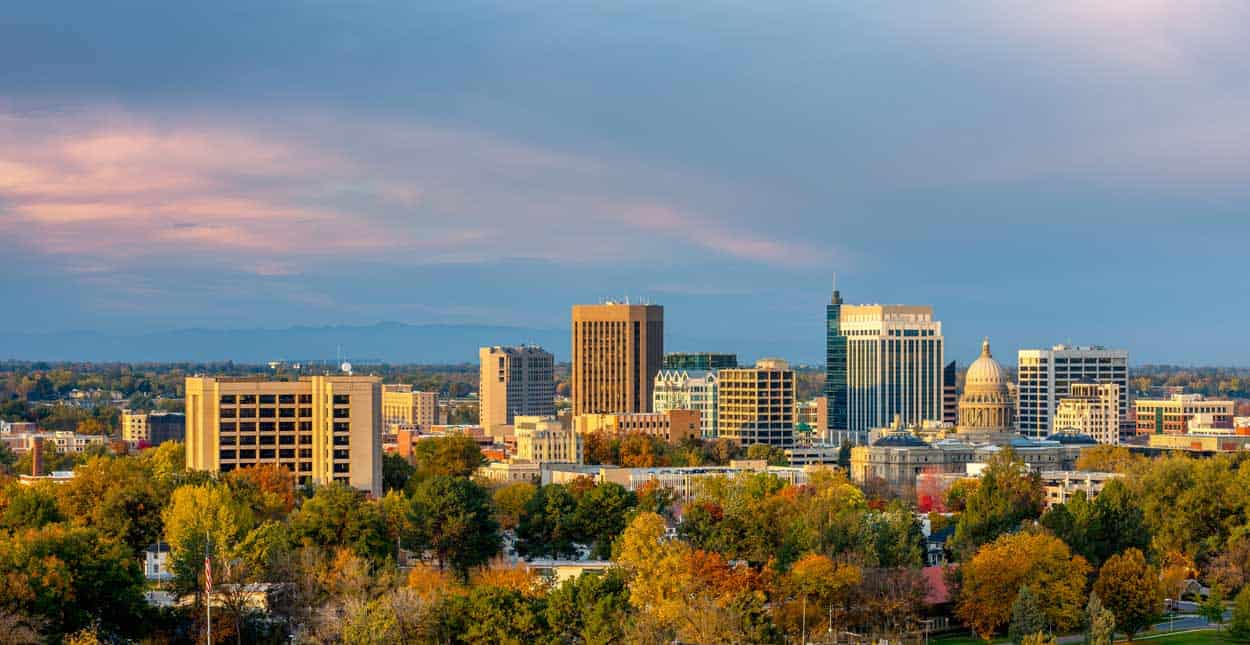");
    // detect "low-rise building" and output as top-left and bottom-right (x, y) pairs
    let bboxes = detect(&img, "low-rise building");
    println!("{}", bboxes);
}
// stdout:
(784, 443), (843, 466)
(514, 416), (582, 464)
(143, 543), (173, 581)
(0, 421), (37, 434)
(543, 461), (817, 501)
(1040, 471), (1123, 506)
(1054, 383), (1120, 445)
(0, 431), (109, 455)
(1148, 430), (1250, 453)
(1135, 394), (1235, 435)
(575, 410), (700, 443)
(476, 460), (542, 483)
(121, 409), (186, 447)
